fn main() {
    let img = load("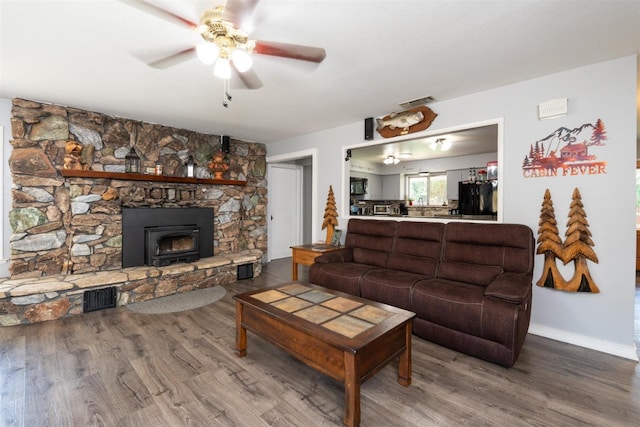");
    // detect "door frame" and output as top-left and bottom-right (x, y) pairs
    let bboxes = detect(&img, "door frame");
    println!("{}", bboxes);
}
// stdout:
(266, 148), (318, 262)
